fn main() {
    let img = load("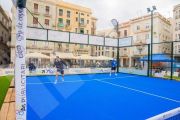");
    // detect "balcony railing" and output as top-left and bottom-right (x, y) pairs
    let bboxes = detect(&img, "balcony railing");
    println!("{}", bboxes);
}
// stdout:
(134, 27), (151, 34)
(74, 46), (90, 50)
(44, 24), (51, 29)
(175, 27), (180, 31)
(44, 11), (51, 16)
(176, 15), (180, 19)
(31, 9), (40, 14)
(80, 22), (87, 27)
(175, 39), (180, 41)
(31, 24), (38, 28)
(91, 25), (96, 29)
(57, 23), (64, 28)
